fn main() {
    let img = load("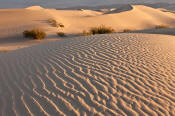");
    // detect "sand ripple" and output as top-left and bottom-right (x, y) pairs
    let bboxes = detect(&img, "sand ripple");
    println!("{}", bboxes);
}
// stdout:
(0, 33), (175, 116)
